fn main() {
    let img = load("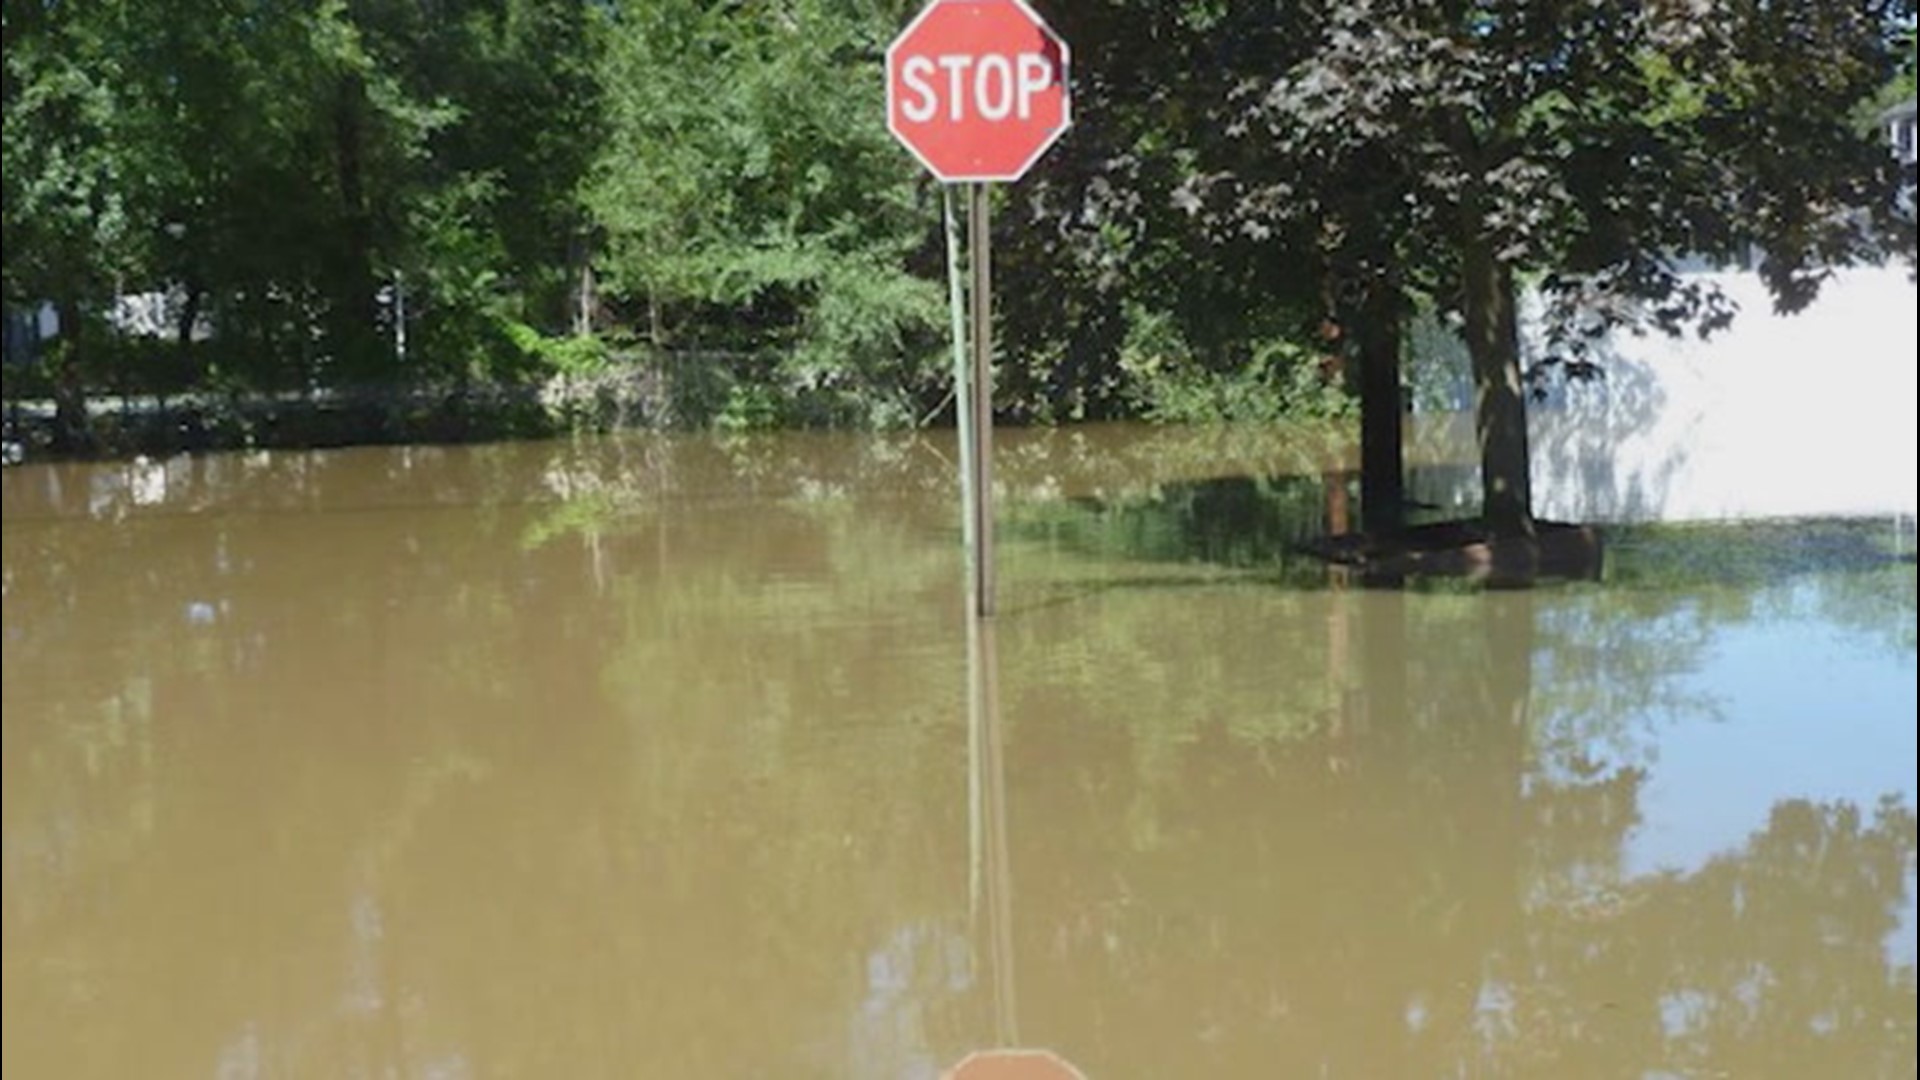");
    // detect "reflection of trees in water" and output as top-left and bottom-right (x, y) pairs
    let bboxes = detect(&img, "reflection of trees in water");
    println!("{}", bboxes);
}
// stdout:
(1490, 796), (1916, 1078)
(1027, 476), (1915, 801)
(988, 517), (1913, 1074)
(2, 439), (999, 1076)
(1528, 592), (1723, 782)
(3, 442), (1913, 1076)
(1799, 563), (1917, 656)
(1006, 474), (1339, 578)
(1006, 586), (1913, 1075)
